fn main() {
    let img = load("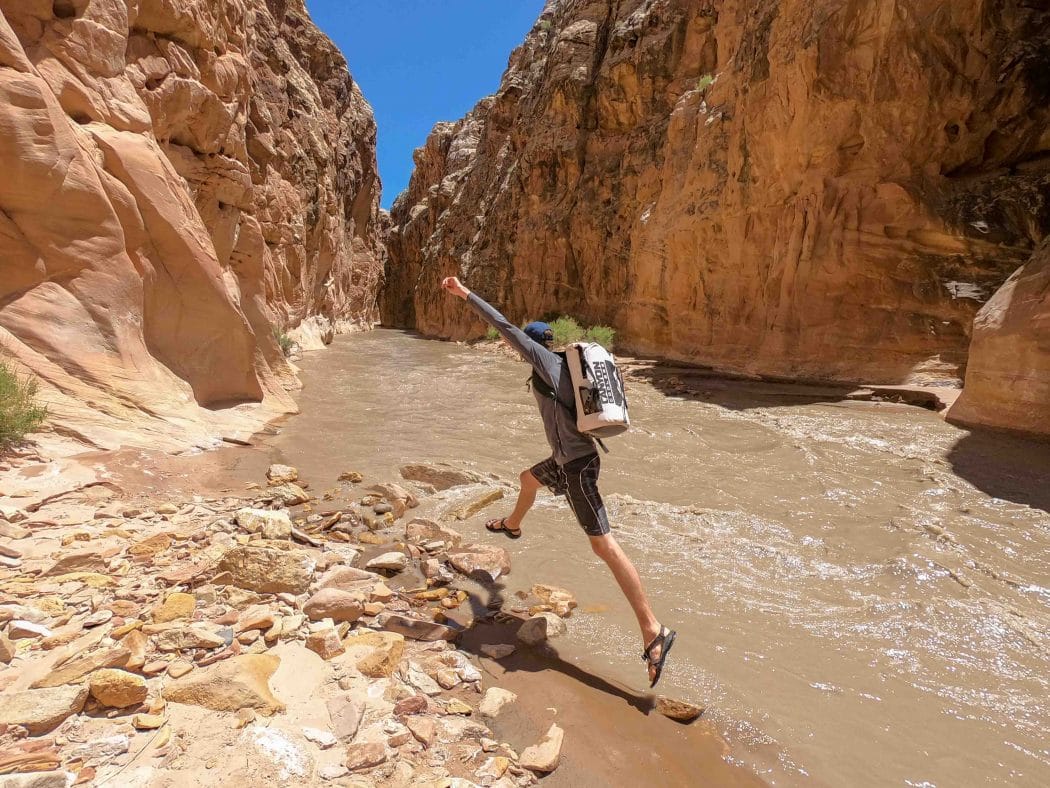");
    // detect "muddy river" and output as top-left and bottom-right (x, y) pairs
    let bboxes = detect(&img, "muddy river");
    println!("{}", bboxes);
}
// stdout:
(263, 329), (1049, 787)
